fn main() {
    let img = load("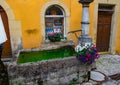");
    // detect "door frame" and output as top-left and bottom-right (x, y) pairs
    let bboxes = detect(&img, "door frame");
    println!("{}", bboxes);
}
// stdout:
(0, 7), (12, 58)
(94, 2), (119, 54)
(96, 10), (113, 52)
(0, 0), (22, 58)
